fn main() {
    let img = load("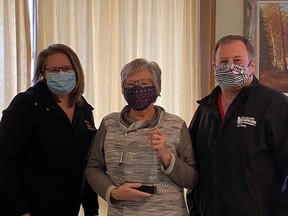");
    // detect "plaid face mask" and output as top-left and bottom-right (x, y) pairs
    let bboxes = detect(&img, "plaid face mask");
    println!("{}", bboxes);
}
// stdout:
(215, 63), (249, 89)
